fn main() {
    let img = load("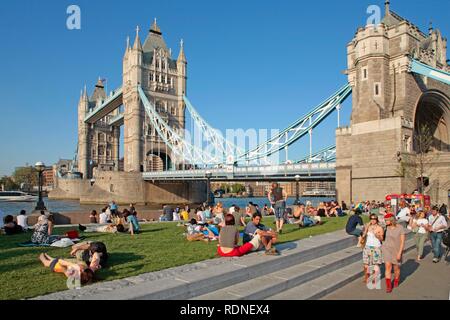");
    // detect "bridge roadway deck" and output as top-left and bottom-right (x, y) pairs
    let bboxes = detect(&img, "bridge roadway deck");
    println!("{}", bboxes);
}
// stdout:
(142, 162), (336, 182)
